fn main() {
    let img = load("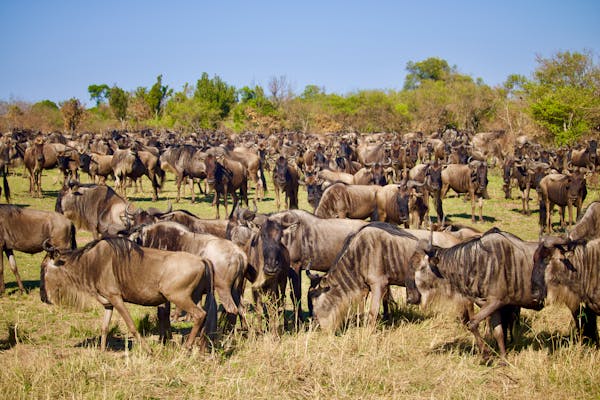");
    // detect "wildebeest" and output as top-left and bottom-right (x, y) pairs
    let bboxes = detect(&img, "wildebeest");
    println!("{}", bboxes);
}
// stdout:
(532, 237), (600, 343)
(308, 223), (421, 331)
(570, 140), (598, 170)
(314, 183), (379, 220)
(205, 154), (248, 219)
(243, 219), (291, 329)
(0, 205), (76, 297)
(300, 167), (326, 211)
(268, 210), (368, 319)
(23, 136), (45, 197)
(131, 221), (248, 330)
(159, 145), (206, 203)
(41, 237), (215, 351)
(111, 147), (162, 202)
(564, 201), (600, 242)
(150, 208), (229, 238)
(409, 228), (542, 361)
(55, 182), (134, 239)
(272, 155), (299, 211)
(538, 172), (587, 234)
(441, 161), (489, 222)
(373, 183), (412, 228)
